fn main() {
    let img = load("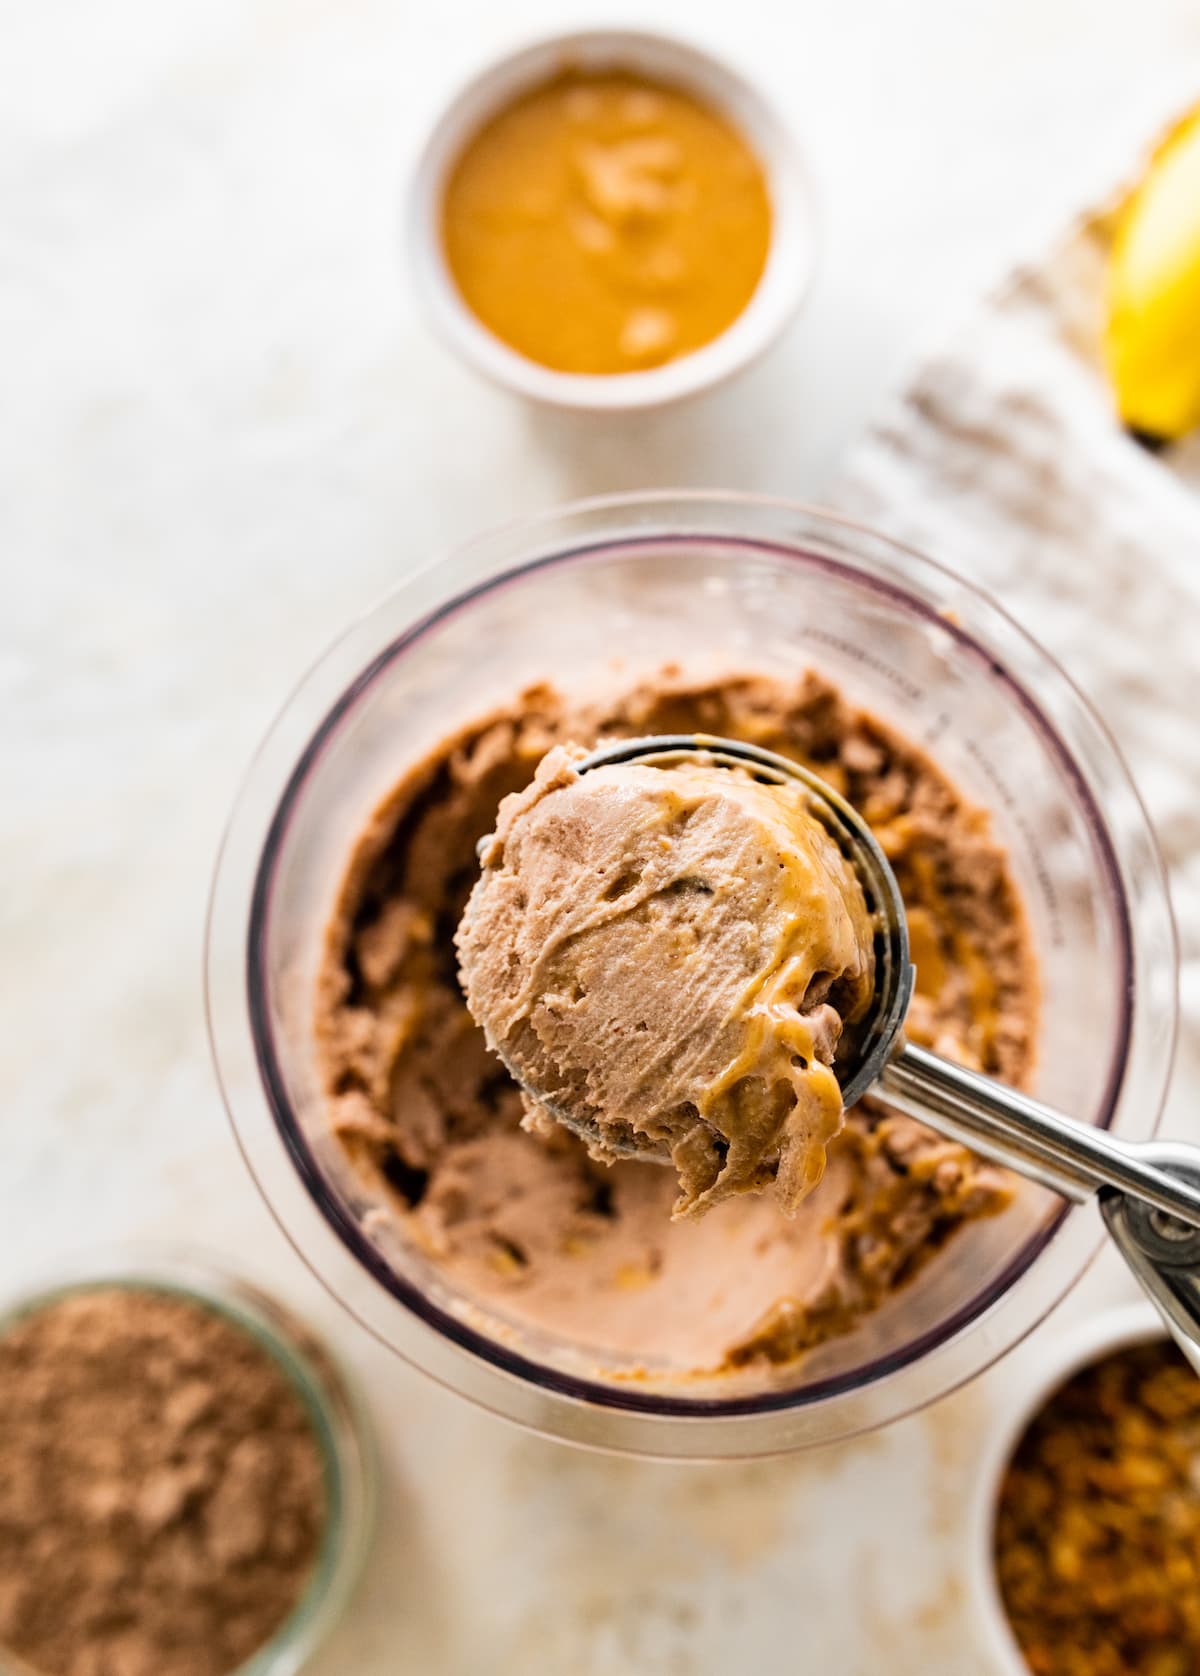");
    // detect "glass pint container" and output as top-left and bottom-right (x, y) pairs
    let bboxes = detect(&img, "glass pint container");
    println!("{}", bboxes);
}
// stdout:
(206, 494), (1176, 1458)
